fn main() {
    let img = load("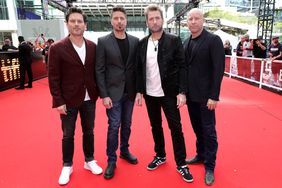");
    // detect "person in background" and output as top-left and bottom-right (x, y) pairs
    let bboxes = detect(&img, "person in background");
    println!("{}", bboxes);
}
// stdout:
(235, 35), (245, 56)
(253, 36), (266, 59)
(269, 36), (282, 61)
(242, 34), (253, 57)
(95, 6), (139, 180)
(135, 4), (193, 183)
(268, 36), (282, 86)
(15, 36), (33, 90)
(251, 36), (266, 81)
(34, 33), (46, 51)
(2, 37), (18, 51)
(48, 7), (102, 185)
(42, 38), (54, 68)
(223, 40), (232, 55)
(183, 8), (225, 186)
